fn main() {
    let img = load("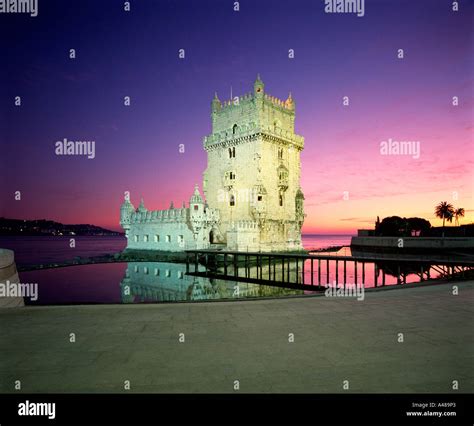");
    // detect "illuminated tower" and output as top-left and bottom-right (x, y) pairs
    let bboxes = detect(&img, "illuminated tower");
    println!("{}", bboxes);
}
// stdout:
(202, 75), (305, 251)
